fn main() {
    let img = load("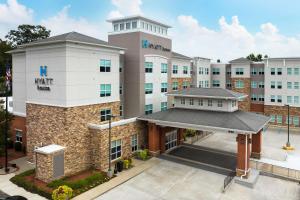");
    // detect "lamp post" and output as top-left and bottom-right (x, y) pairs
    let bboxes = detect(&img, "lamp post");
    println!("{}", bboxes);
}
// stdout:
(107, 114), (116, 178)
(283, 104), (294, 150)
